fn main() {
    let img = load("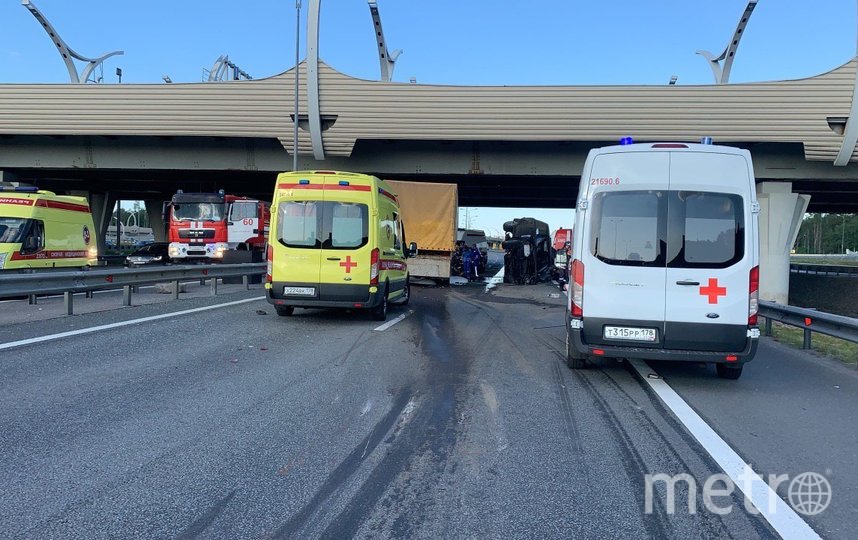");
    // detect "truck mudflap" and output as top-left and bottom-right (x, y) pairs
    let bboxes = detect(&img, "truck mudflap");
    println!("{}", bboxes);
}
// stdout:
(566, 314), (758, 364)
